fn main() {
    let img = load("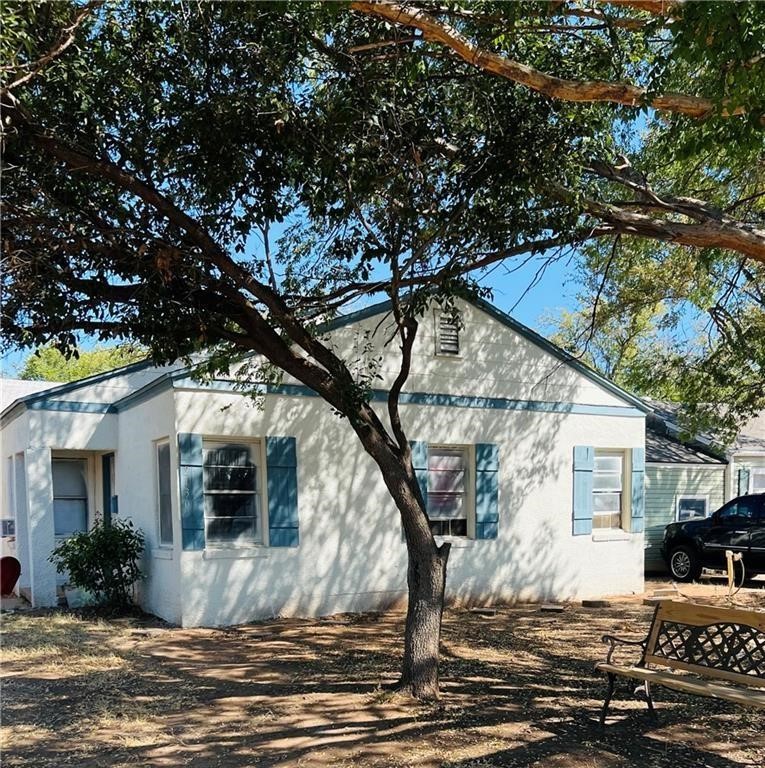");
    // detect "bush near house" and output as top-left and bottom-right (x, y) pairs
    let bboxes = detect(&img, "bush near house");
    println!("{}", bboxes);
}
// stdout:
(49, 518), (145, 612)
